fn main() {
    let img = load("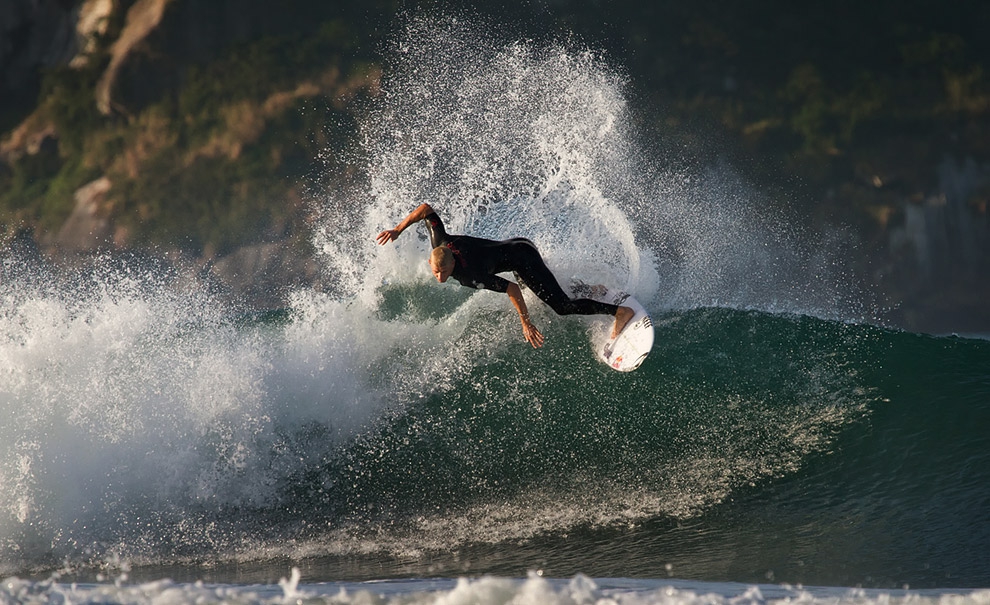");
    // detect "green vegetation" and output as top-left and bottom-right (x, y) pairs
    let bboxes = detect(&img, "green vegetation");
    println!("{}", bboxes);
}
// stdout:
(1, 59), (103, 231)
(0, 6), (382, 254)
